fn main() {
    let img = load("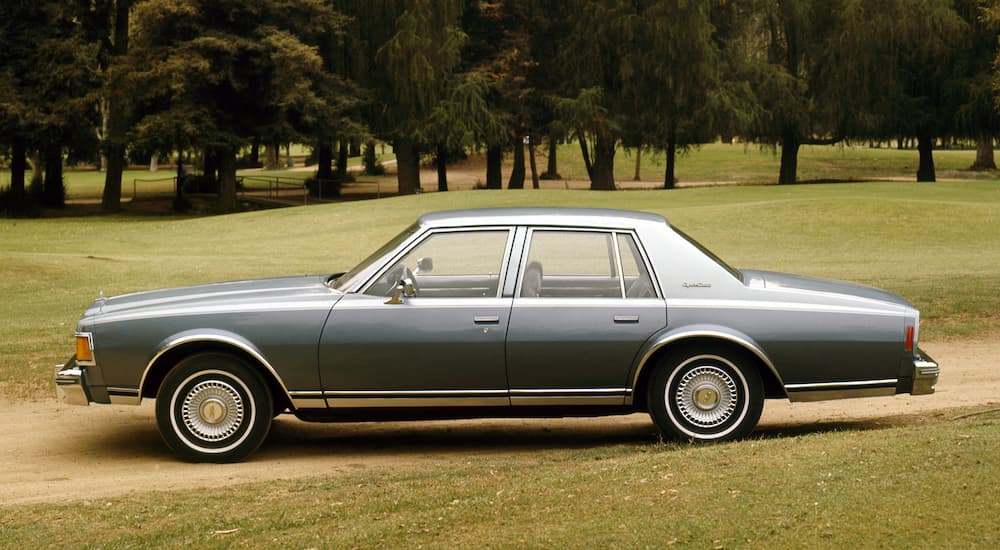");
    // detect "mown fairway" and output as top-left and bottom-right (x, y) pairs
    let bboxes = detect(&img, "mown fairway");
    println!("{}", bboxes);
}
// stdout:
(1, 180), (998, 547)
